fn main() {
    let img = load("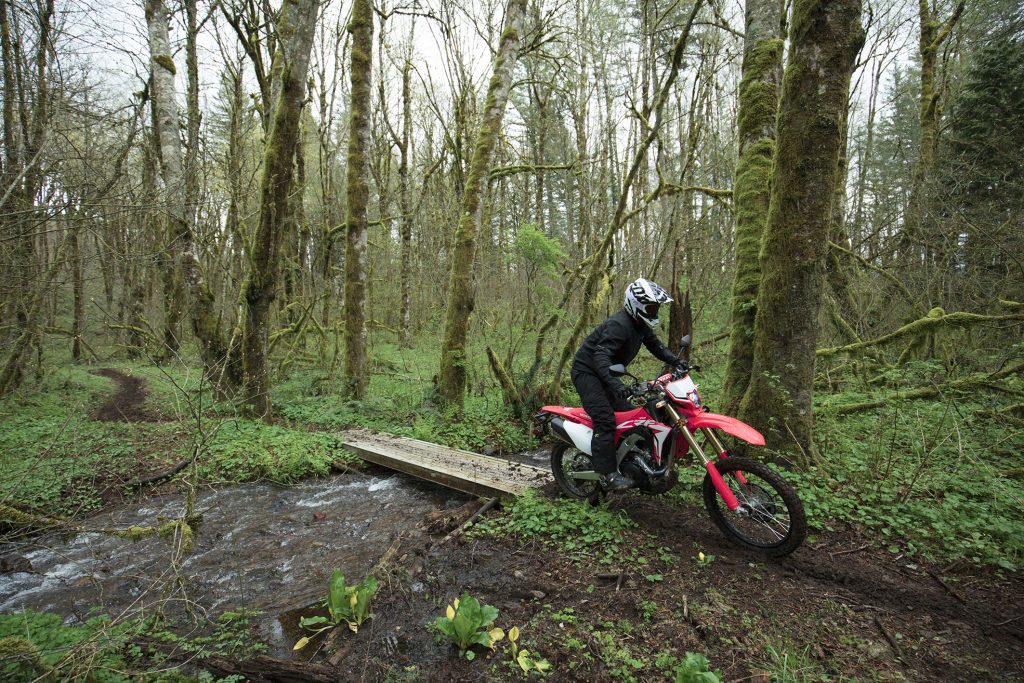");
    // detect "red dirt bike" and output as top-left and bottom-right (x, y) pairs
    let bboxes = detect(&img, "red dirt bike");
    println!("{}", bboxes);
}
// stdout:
(535, 336), (807, 557)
